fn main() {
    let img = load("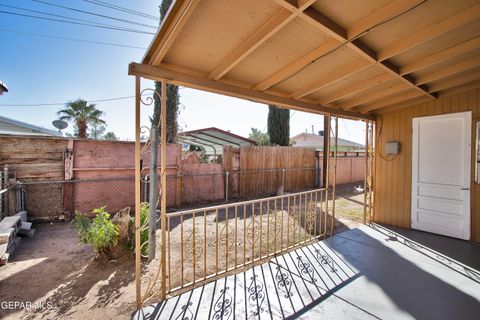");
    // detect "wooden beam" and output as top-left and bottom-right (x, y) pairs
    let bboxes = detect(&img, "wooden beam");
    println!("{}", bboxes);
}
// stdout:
(437, 80), (480, 98)
(340, 83), (409, 110)
(253, 39), (340, 91)
(160, 61), (312, 99)
(63, 139), (74, 218)
(297, 0), (313, 8)
(347, 0), (426, 39)
(428, 69), (480, 93)
(357, 90), (423, 113)
(322, 115), (330, 188)
(375, 96), (433, 114)
(317, 73), (393, 104)
(209, 0), (317, 80)
(208, 9), (291, 80)
(378, 3), (480, 61)
(290, 60), (371, 99)
(294, 6), (435, 99)
(271, 0), (309, 11)
(129, 62), (375, 120)
(146, 0), (201, 66)
(400, 36), (480, 75)
(416, 55), (480, 85)
(301, 7), (347, 41)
